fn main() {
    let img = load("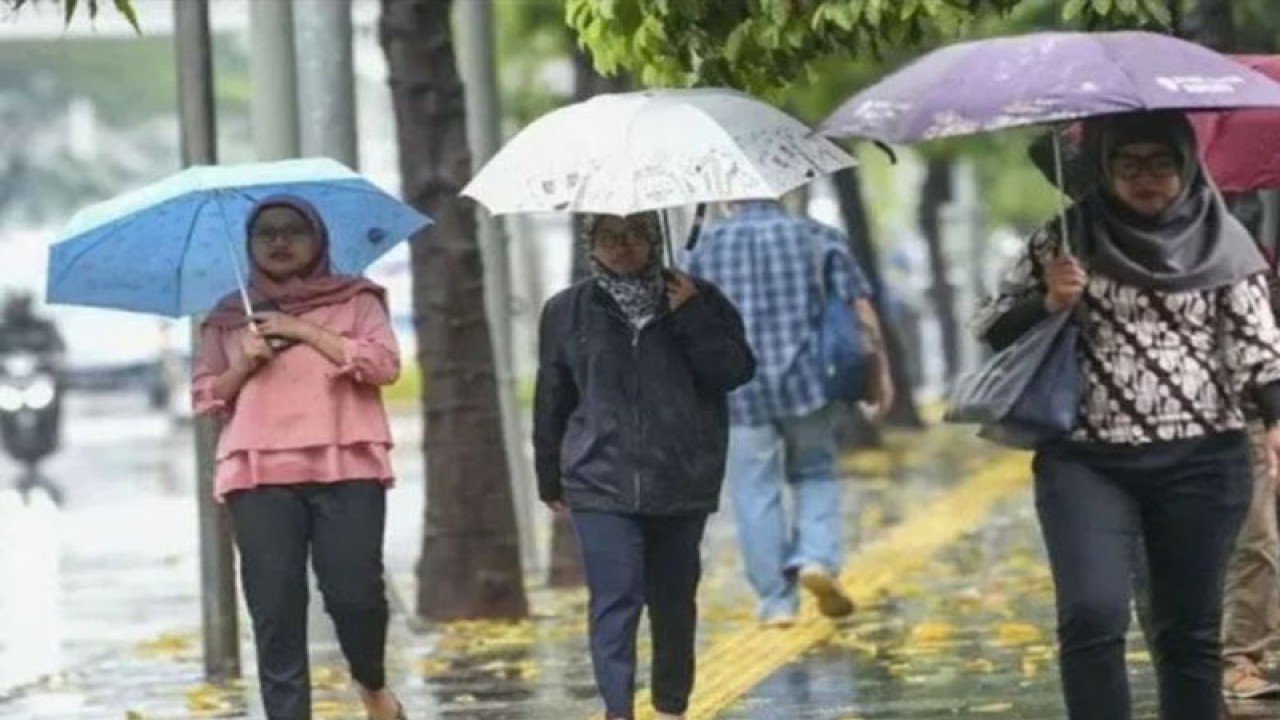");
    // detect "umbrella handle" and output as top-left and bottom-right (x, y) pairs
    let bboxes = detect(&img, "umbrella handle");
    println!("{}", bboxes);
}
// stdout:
(685, 202), (708, 252)
(658, 210), (675, 268)
(872, 141), (898, 165)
